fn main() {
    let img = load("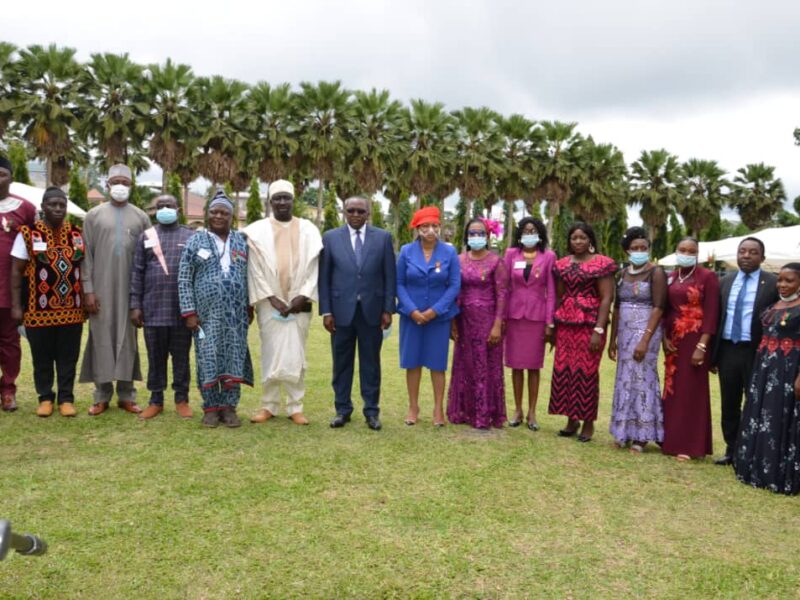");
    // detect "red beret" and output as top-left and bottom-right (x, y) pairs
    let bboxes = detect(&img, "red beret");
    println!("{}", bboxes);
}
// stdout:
(409, 205), (441, 229)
